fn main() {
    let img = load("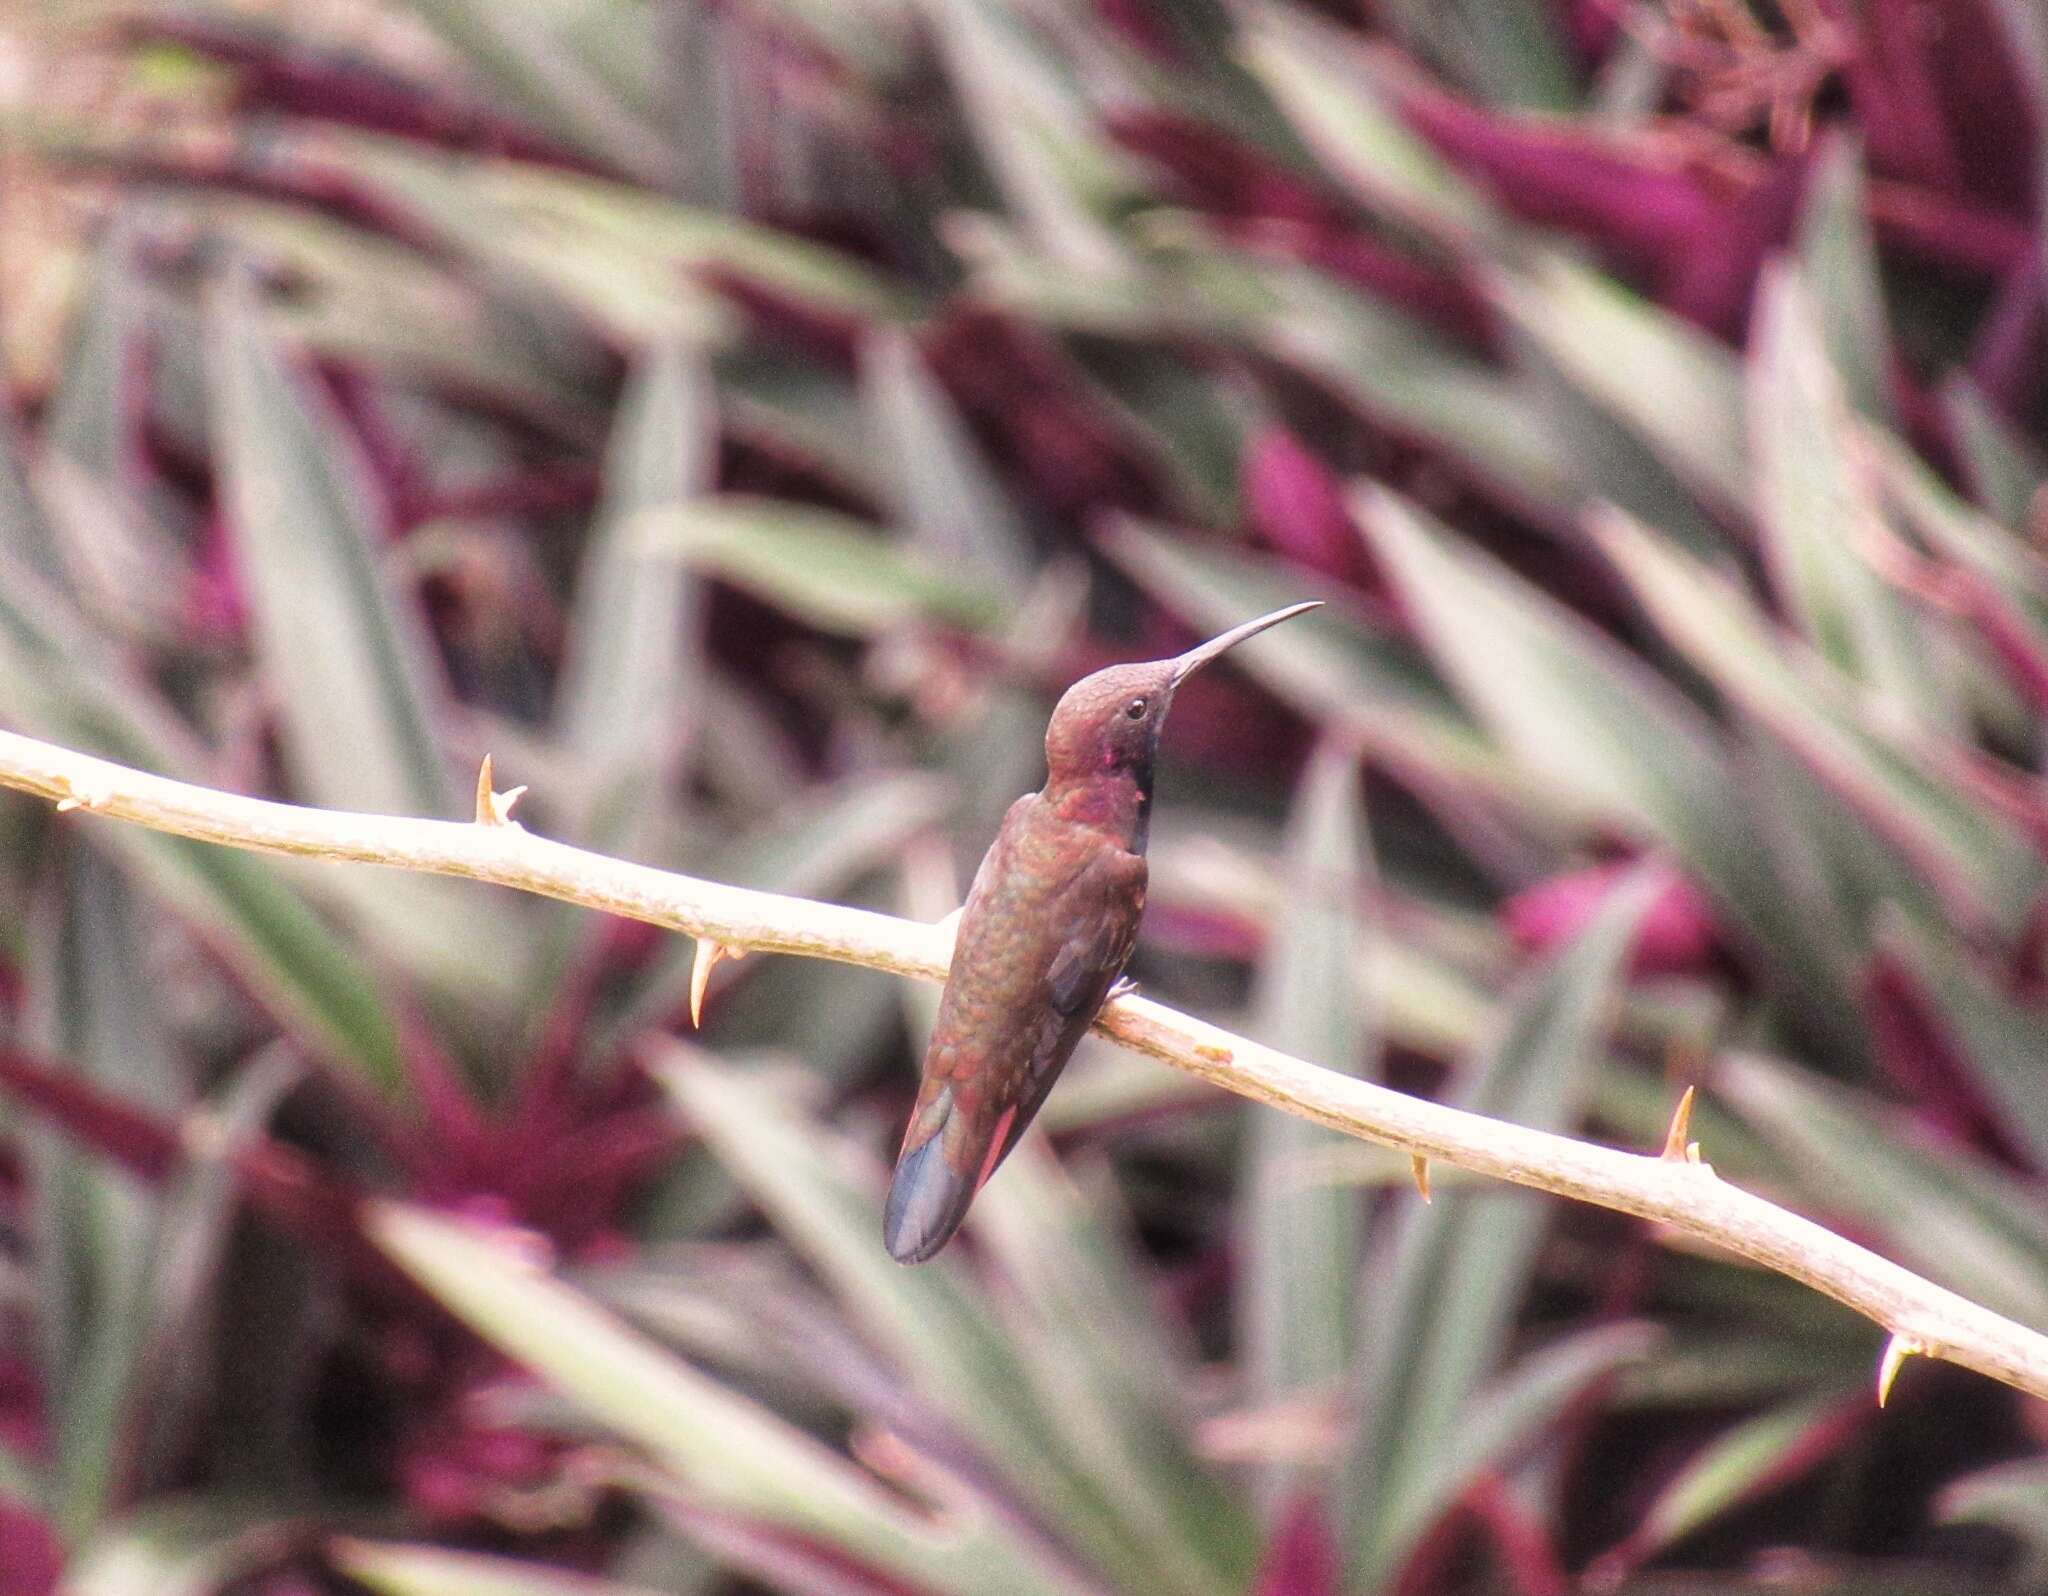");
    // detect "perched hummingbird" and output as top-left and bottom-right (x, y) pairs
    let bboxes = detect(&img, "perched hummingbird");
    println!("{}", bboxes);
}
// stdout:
(885, 602), (1321, 1263)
